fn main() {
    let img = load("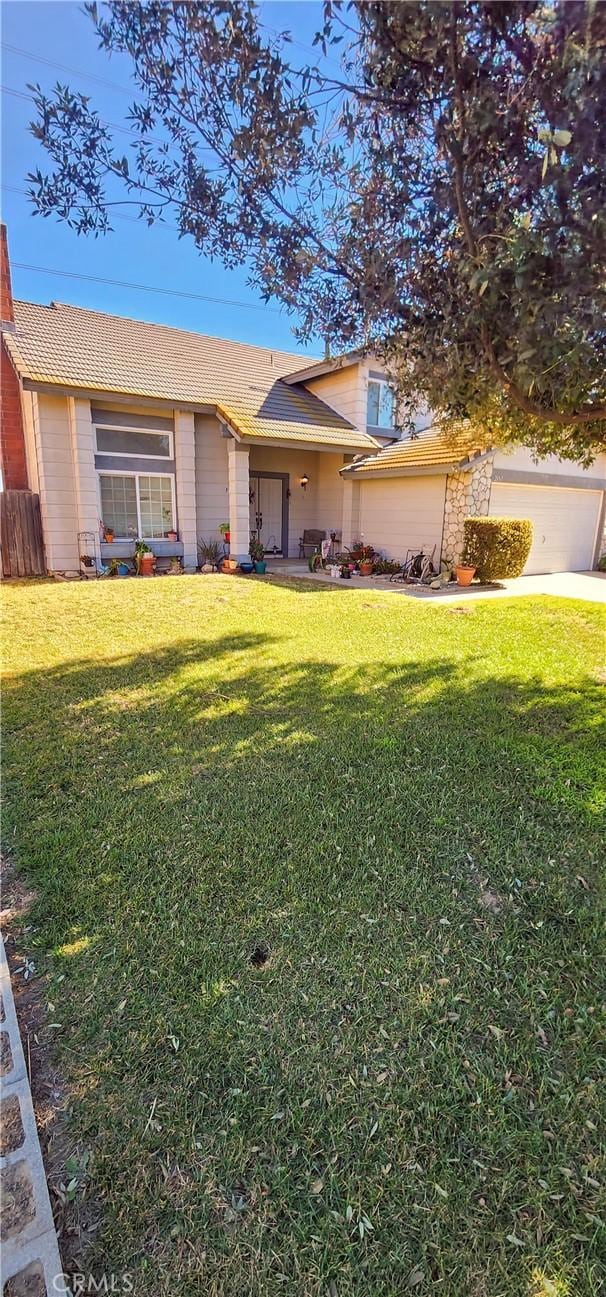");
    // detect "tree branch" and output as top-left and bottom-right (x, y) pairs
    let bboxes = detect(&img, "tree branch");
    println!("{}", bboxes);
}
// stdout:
(479, 326), (606, 425)
(446, 6), (605, 428)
